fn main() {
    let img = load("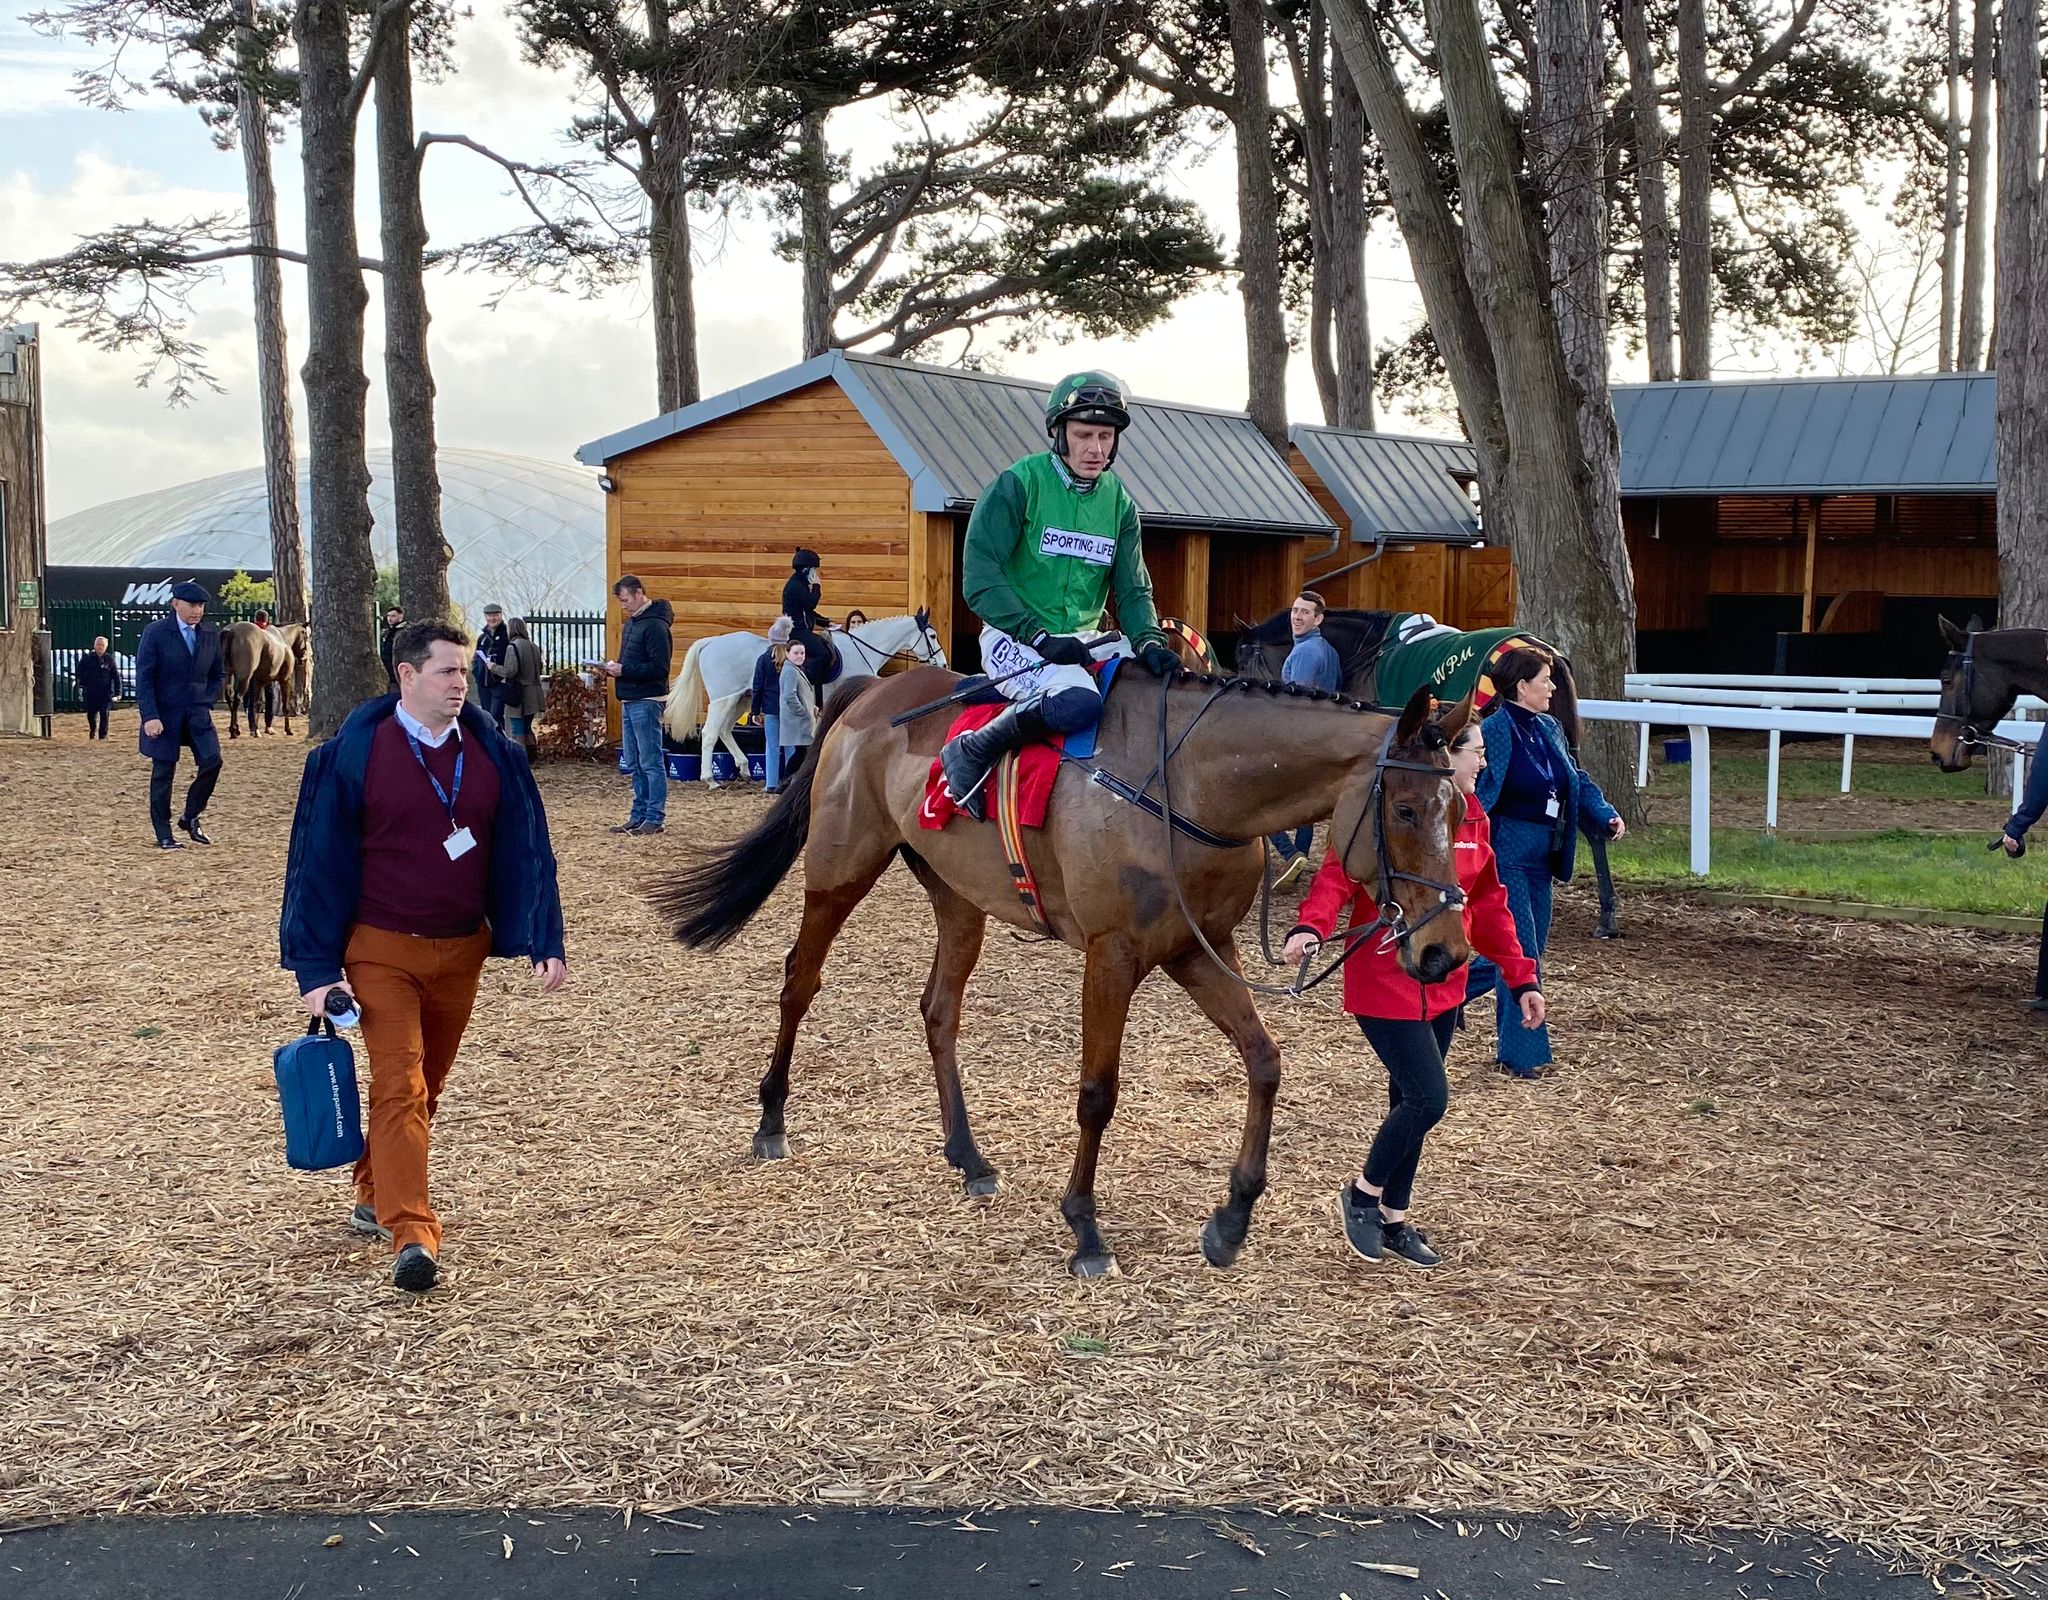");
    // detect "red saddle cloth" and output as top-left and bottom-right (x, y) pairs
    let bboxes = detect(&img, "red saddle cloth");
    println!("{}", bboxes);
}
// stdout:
(919, 705), (1064, 830)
